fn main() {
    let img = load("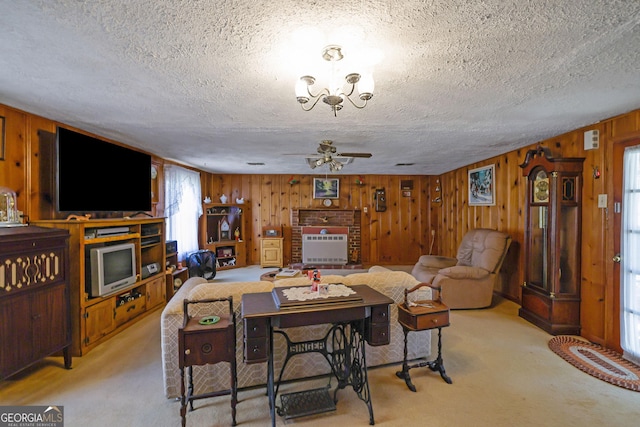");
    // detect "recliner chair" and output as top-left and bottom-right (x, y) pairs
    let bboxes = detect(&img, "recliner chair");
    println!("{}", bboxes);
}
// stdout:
(411, 228), (511, 309)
